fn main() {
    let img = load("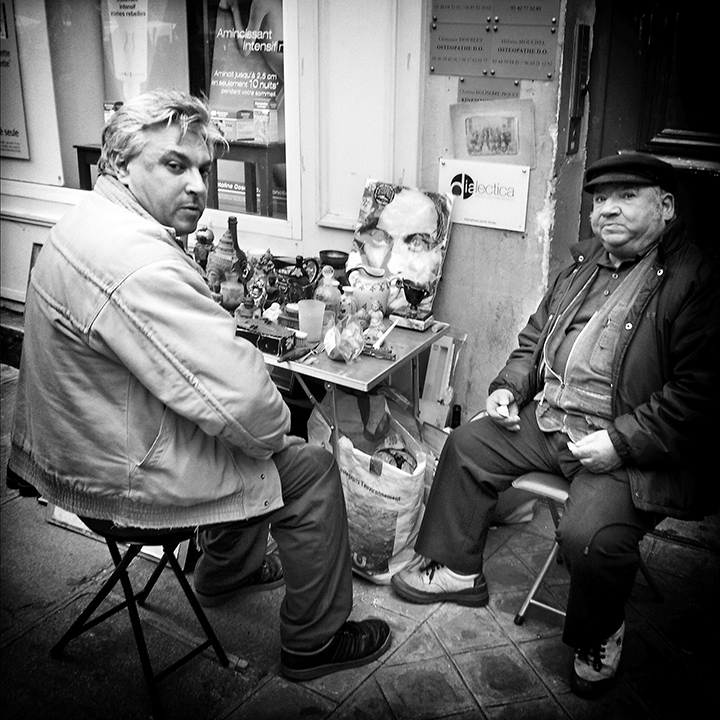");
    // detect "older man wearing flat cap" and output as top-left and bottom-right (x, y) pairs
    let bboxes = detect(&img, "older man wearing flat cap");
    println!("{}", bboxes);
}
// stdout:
(391, 152), (720, 696)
